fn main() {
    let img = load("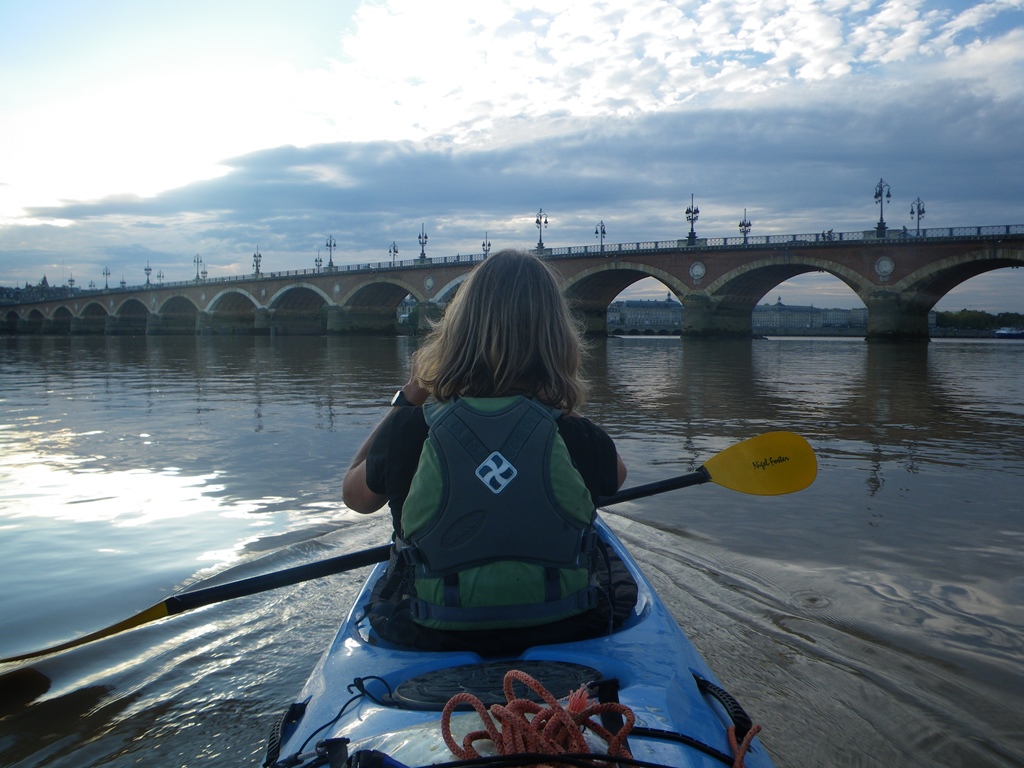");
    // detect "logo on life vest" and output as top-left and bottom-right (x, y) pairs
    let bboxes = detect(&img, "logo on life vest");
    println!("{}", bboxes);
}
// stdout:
(475, 451), (518, 493)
